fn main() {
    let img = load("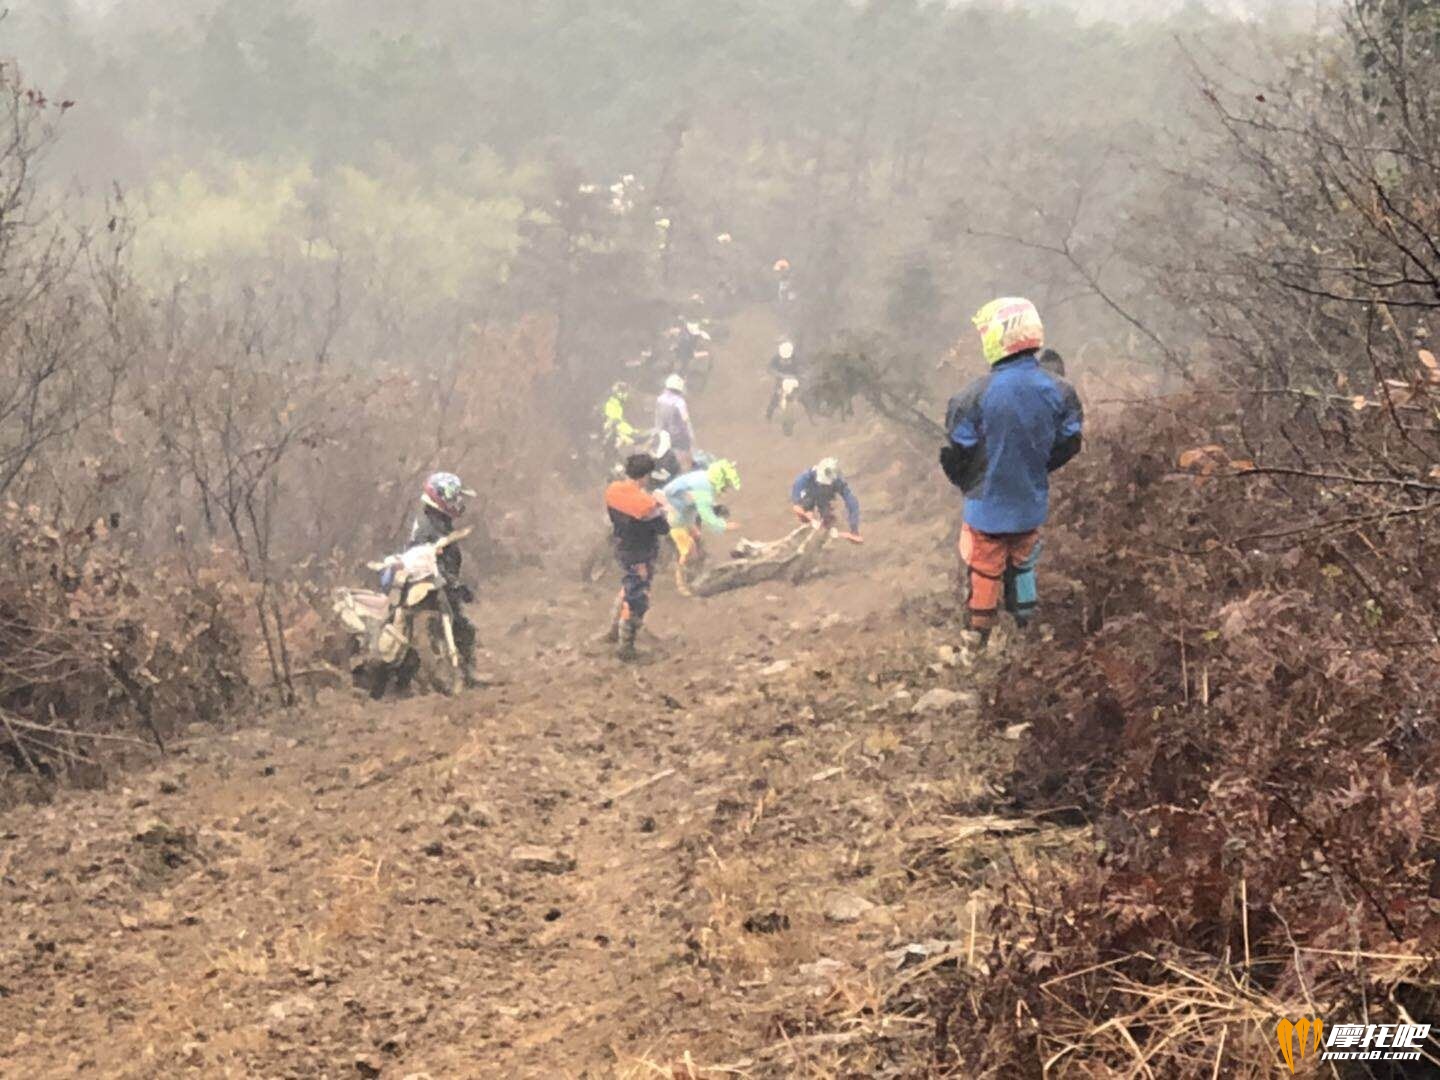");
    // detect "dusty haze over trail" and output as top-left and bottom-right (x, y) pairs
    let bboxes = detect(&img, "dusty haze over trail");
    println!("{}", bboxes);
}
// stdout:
(2, 0), (1439, 1076)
